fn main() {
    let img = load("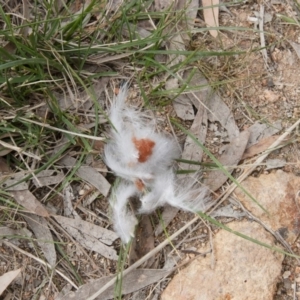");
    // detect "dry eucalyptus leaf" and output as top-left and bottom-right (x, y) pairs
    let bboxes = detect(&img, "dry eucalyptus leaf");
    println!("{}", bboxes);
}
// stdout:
(58, 269), (172, 300)
(0, 269), (21, 295)
(177, 0), (199, 42)
(0, 172), (28, 191)
(207, 92), (239, 142)
(0, 147), (13, 156)
(122, 23), (152, 39)
(242, 135), (279, 160)
(202, 0), (219, 37)
(177, 0), (198, 28)
(173, 94), (195, 120)
(154, 0), (174, 11)
(168, 76), (194, 121)
(204, 130), (250, 191)
(289, 40), (300, 60)
(10, 190), (49, 218)
(63, 183), (79, 218)
(163, 254), (181, 270)
(165, 77), (179, 91)
(58, 155), (110, 197)
(0, 157), (11, 175)
(161, 0), (201, 112)
(265, 158), (286, 170)
(210, 204), (247, 219)
(87, 78), (109, 110)
(179, 101), (208, 174)
(57, 78), (108, 111)
(21, 0), (31, 37)
(53, 215), (118, 260)
(0, 153), (49, 218)
(162, 0), (194, 65)
(130, 215), (155, 267)
(83, 190), (101, 206)
(161, 0), (189, 82)
(2, 41), (17, 58)
(0, 226), (32, 242)
(32, 170), (64, 187)
(246, 120), (282, 148)
(173, 69), (210, 121)
(0, 141), (40, 161)
(184, 72), (211, 108)
(2, 168), (63, 196)
(0, 227), (23, 238)
(23, 213), (56, 267)
(166, 33), (186, 67)
(55, 284), (73, 300)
